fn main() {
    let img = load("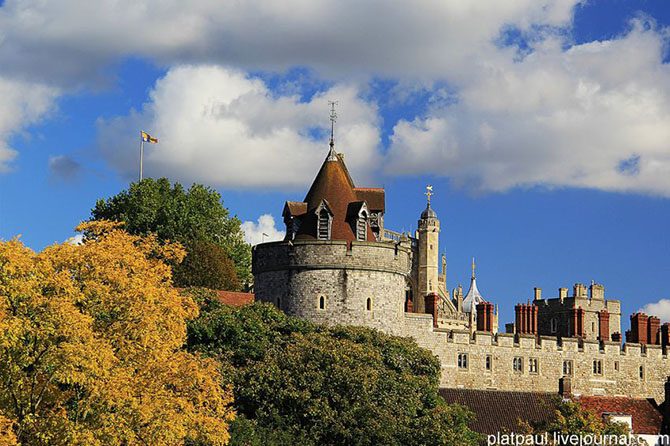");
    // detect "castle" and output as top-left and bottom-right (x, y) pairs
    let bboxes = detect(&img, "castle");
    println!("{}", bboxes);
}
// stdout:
(252, 140), (670, 405)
